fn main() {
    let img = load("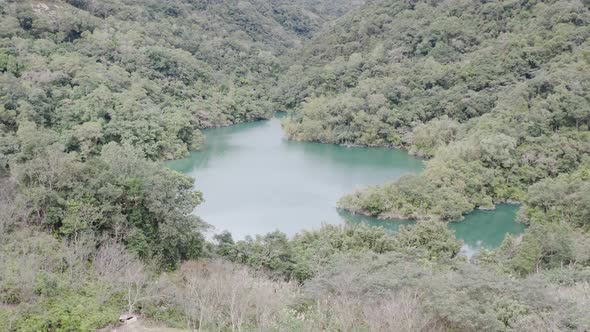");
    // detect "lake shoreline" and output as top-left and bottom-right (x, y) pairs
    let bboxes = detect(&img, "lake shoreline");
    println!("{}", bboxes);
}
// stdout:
(168, 117), (525, 250)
